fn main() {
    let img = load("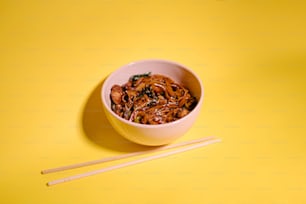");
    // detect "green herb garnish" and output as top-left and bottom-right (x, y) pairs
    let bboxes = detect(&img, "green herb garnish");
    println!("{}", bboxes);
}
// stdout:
(130, 72), (151, 82)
